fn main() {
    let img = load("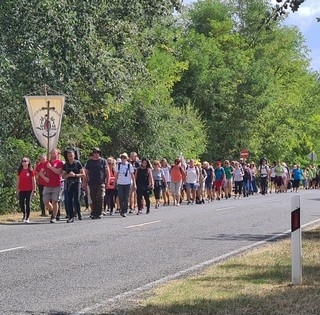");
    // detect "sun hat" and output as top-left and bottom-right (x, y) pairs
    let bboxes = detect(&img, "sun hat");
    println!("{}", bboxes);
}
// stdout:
(120, 152), (129, 159)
